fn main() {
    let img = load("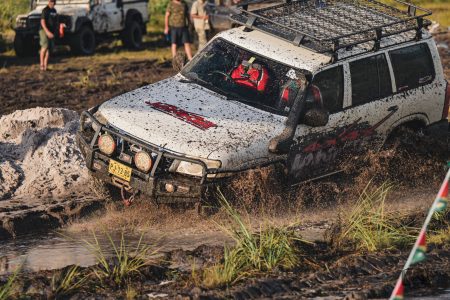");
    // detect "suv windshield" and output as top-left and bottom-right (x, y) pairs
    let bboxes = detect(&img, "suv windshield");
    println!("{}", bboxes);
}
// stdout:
(182, 38), (308, 116)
